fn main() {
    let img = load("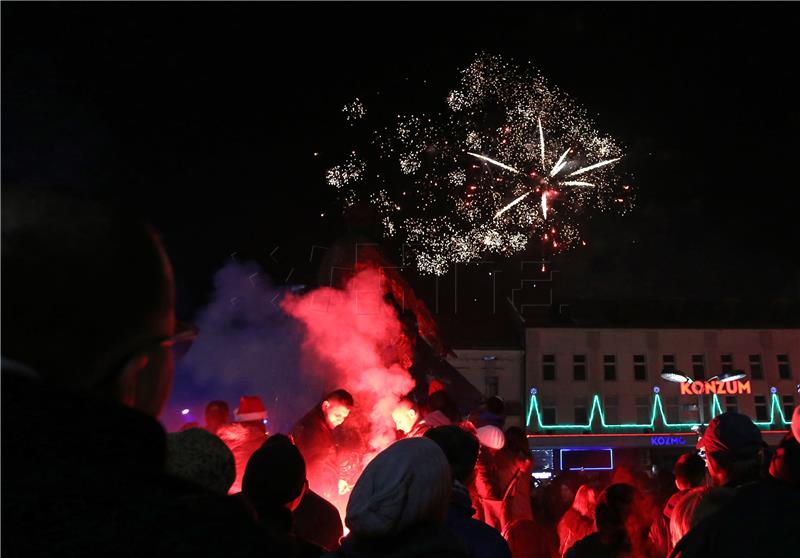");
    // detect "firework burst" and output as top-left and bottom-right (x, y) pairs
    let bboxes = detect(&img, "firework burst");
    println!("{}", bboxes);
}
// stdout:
(327, 54), (634, 275)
